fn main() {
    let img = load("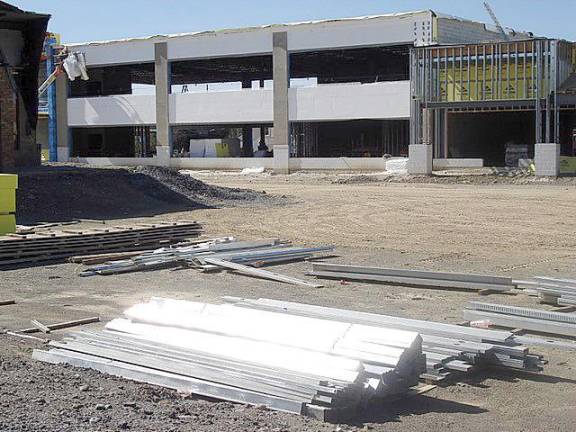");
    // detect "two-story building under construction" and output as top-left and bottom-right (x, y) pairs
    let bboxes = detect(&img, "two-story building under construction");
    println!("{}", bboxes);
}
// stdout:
(50, 10), (576, 175)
